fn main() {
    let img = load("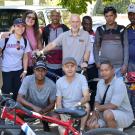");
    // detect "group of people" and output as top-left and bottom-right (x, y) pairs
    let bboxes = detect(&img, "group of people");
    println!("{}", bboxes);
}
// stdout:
(0, 3), (135, 135)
